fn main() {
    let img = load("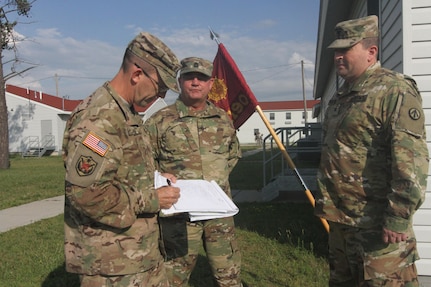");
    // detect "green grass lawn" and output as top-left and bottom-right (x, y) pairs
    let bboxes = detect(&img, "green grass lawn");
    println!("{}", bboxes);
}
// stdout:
(0, 152), (329, 286)
(230, 147), (285, 190)
(0, 156), (64, 209)
(0, 204), (328, 287)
